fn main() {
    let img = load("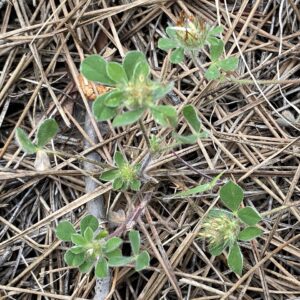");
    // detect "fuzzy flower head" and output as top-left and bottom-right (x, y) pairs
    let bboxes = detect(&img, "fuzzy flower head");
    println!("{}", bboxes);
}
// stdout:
(199, 209), (240, 255)
(171, 13), (209, 50)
